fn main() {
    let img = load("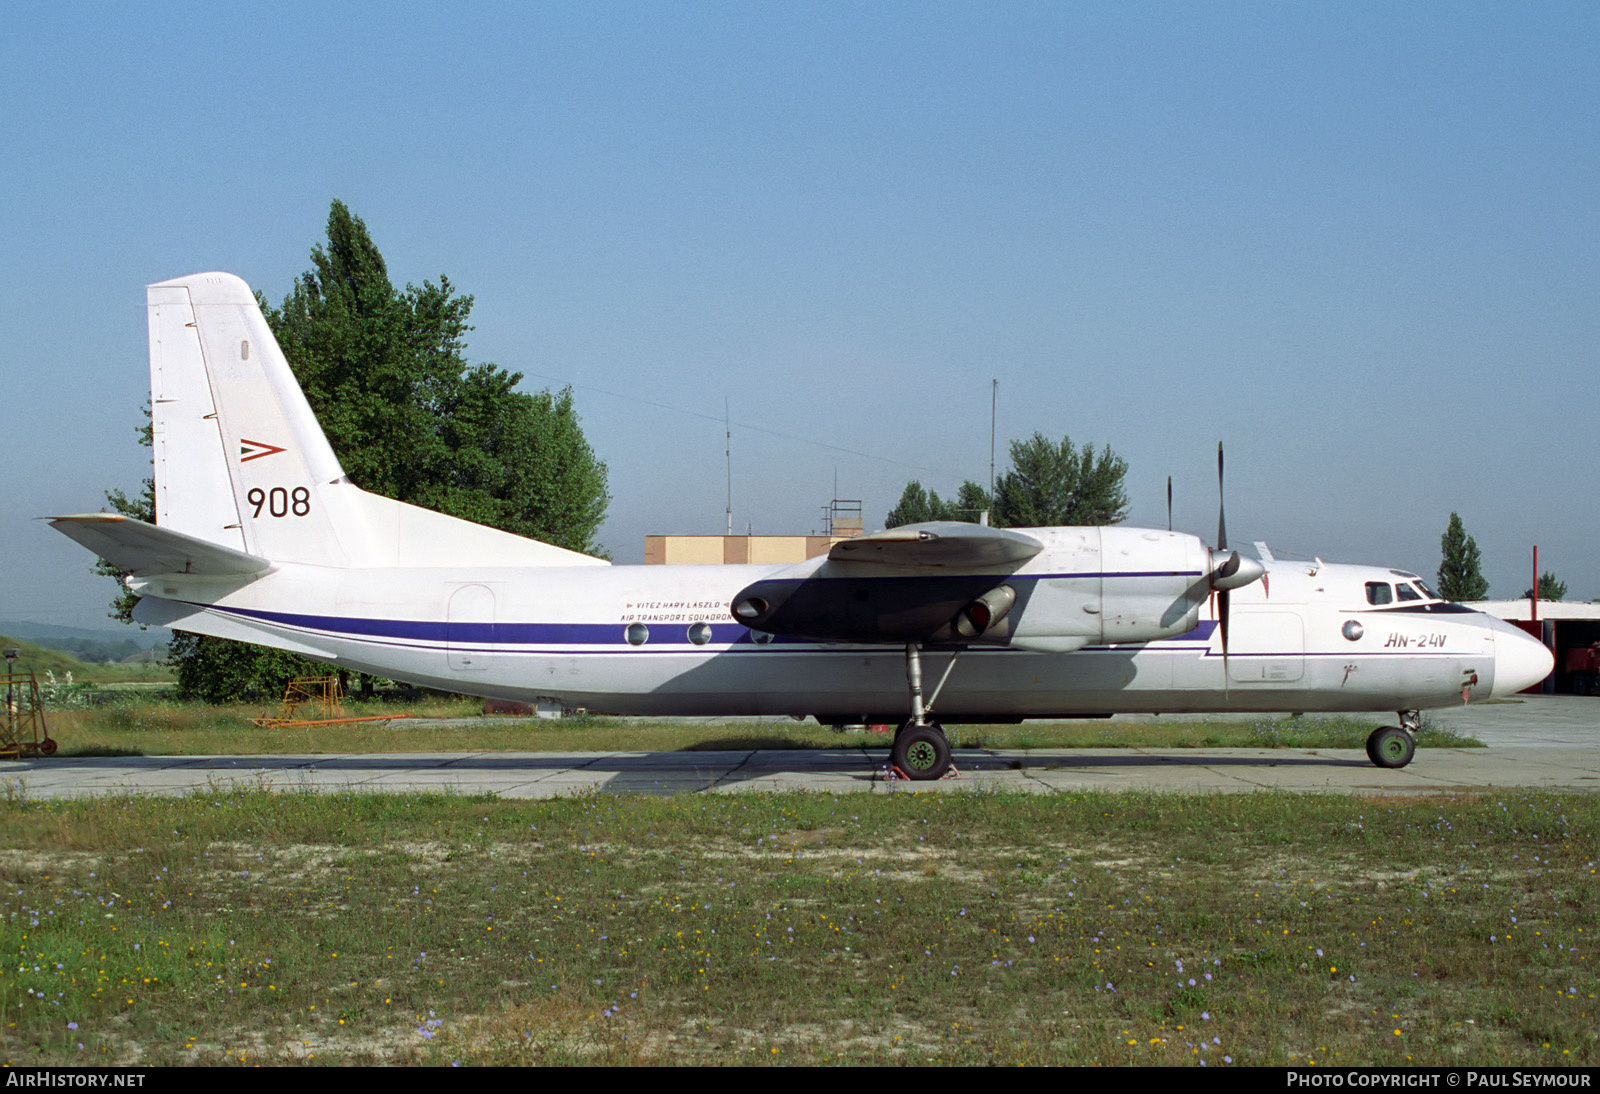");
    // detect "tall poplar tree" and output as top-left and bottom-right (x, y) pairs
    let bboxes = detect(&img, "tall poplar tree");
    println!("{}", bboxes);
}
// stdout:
(1437, 512), (1490, 601)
